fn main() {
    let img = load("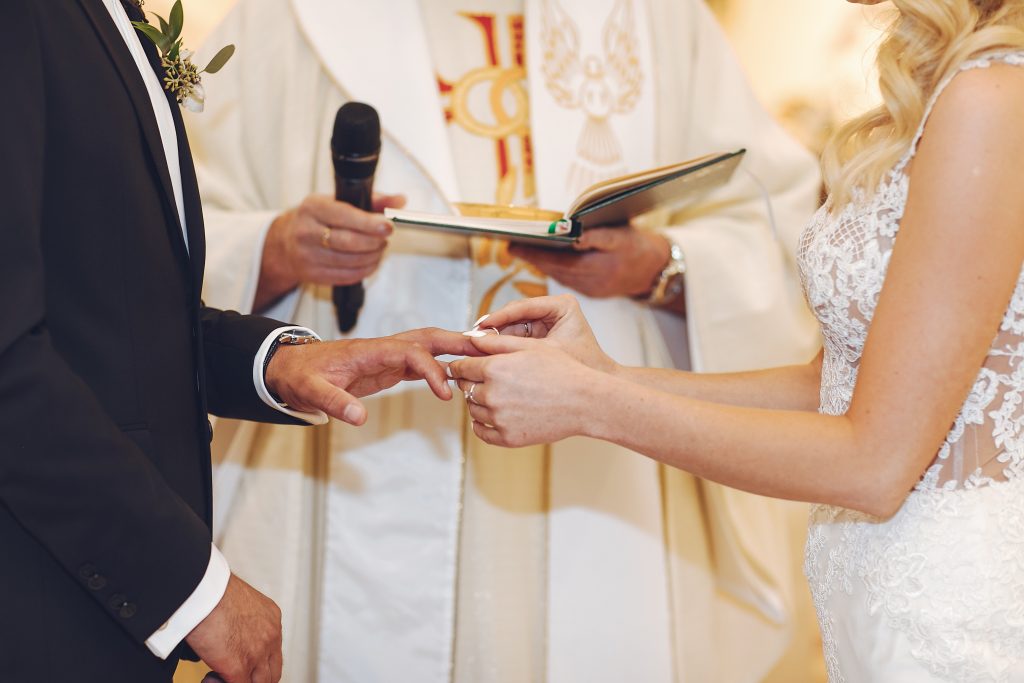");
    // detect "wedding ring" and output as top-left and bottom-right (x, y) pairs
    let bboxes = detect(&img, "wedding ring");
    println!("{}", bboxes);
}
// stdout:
(466, 382), (481, 405)
(524, 321), (531, 337)
(321, 227), (332, 249)
(487, 327), (500, 336)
